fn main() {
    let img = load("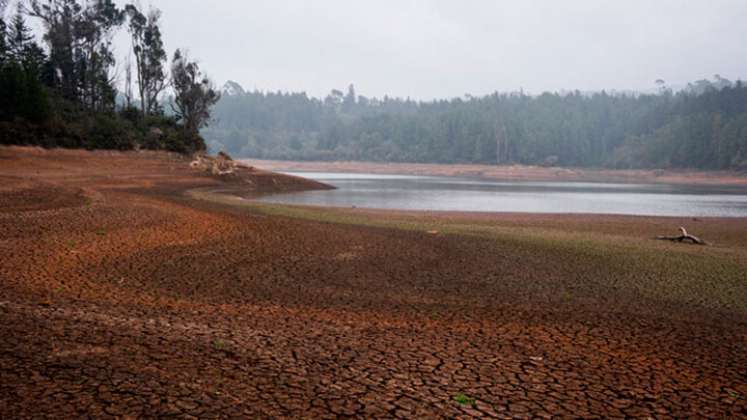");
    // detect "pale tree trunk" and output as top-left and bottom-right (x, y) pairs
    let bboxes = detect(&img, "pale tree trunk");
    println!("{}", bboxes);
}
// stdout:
(656, 227), (706, 245)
